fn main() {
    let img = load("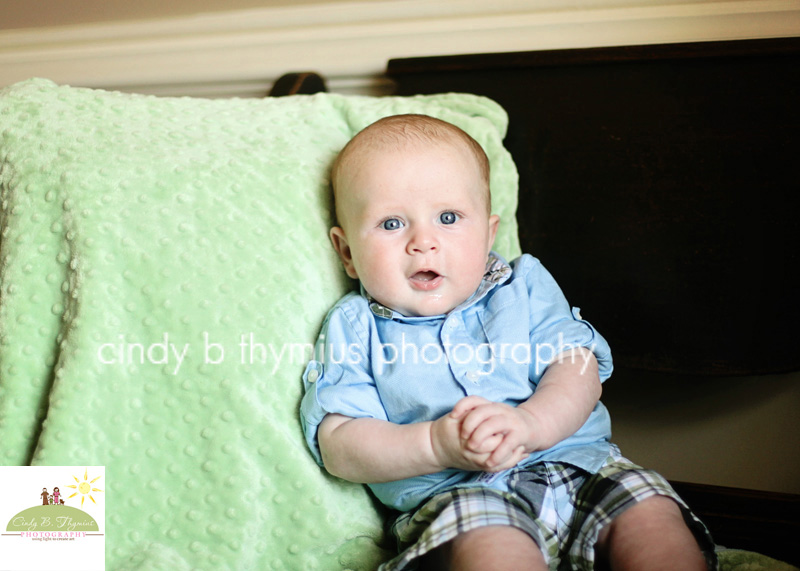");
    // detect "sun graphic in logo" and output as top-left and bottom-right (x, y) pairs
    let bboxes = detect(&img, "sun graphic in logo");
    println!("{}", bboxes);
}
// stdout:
(66, 468), (103, 508)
